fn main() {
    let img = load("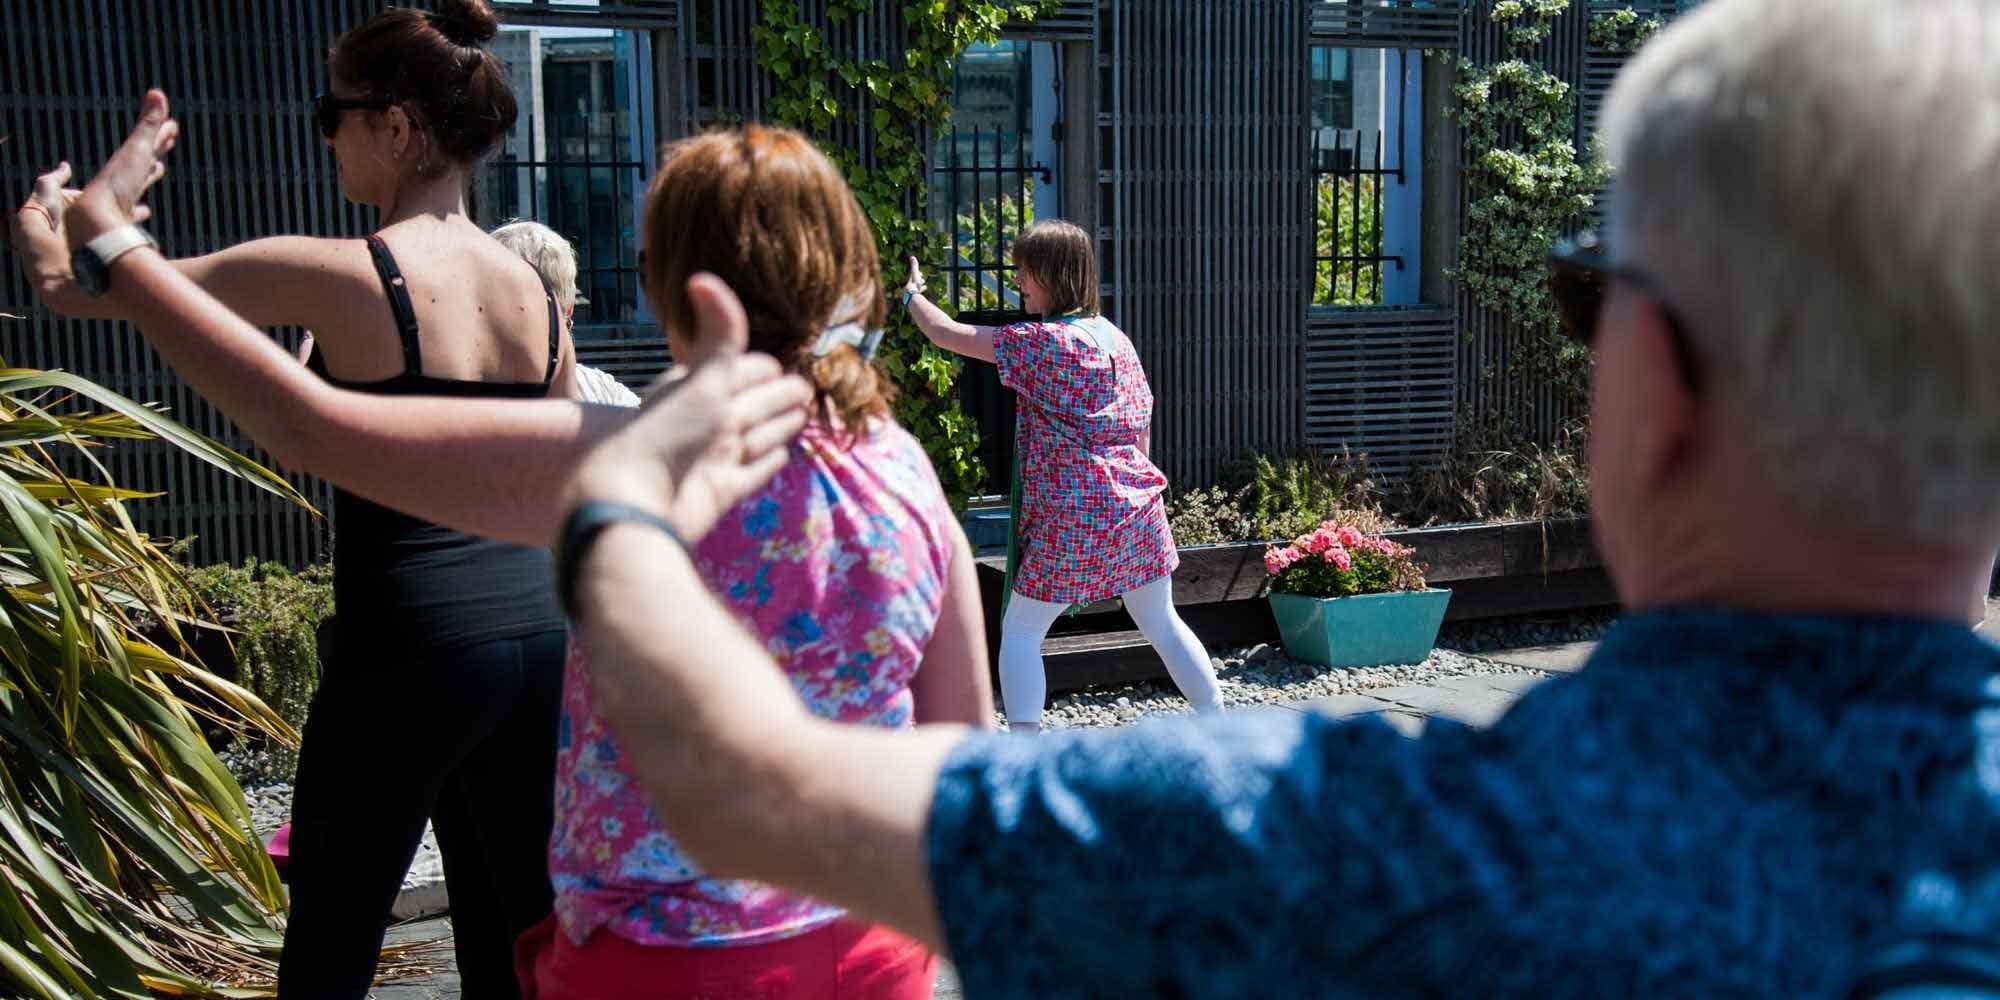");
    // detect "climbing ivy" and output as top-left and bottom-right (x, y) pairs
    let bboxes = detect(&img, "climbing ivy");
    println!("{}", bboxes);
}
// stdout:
(1451, 0), (1607, 415)
(1588, 6), (1664, 54)
(751, 0), (1057, 505)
